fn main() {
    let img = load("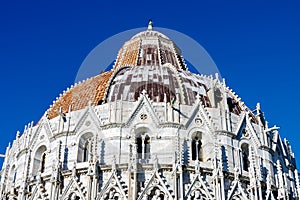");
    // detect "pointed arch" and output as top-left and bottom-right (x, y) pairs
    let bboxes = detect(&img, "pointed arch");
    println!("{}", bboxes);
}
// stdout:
(97, 171), (128, 200)
(60, 178), (87, 200)
(124, 92), (161, 127)
(28, 183), (49, 200)
(184, 174), (214, 200)
(227, 180), (249, 200)
(29, 119), (52, 149)
(137, 171), (174, 200)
